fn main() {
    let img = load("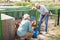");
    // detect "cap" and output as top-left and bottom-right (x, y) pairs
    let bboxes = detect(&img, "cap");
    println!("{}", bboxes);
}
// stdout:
(23, 14), (30, 19)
